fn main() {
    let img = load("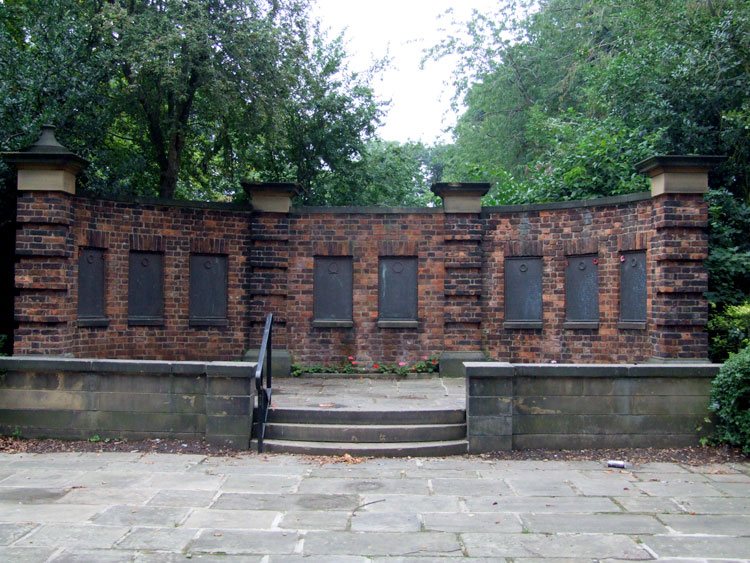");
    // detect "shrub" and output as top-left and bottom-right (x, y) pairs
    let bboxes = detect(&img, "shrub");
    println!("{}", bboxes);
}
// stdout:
(710, 346), (750, 453)
(709, 302), (750, 362)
